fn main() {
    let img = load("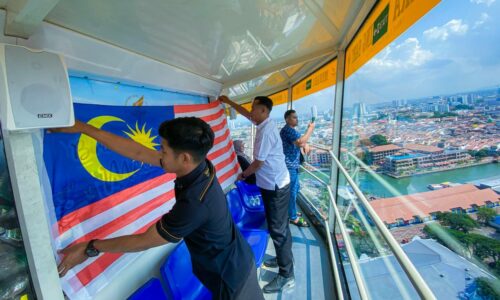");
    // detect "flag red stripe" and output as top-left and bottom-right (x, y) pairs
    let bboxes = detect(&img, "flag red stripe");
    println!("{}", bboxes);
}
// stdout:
(76, 218), (158, 286)
(218, 161), (240, 183)
(211, 118), (227, 133)
(214, 129), (230, 146)
(70, 190), (175, 245)
(199, 109), (225, 123)
(208, 140), (233, 161)
(215, 151), (237, 173)
(57, 173), (175, 235)
(173, 101), (220, 113)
